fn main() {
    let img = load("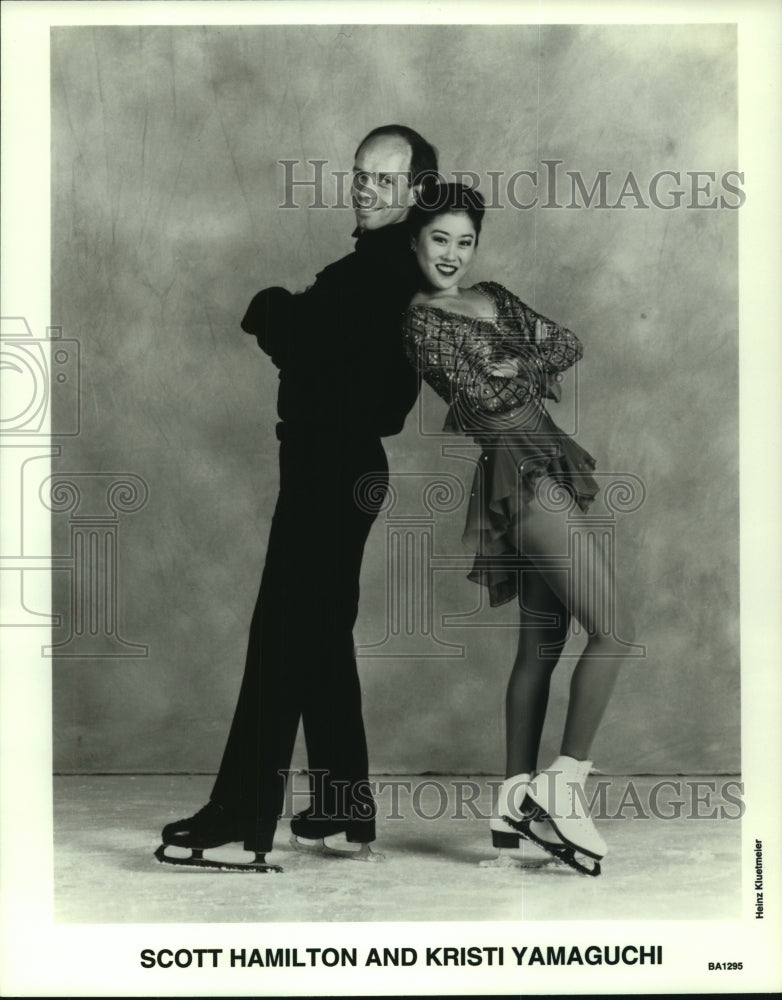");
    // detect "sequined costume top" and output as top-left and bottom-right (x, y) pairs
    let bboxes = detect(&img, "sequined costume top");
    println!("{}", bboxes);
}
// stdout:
(403, 280), (599, 606)
(404, 280), (584, 433)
